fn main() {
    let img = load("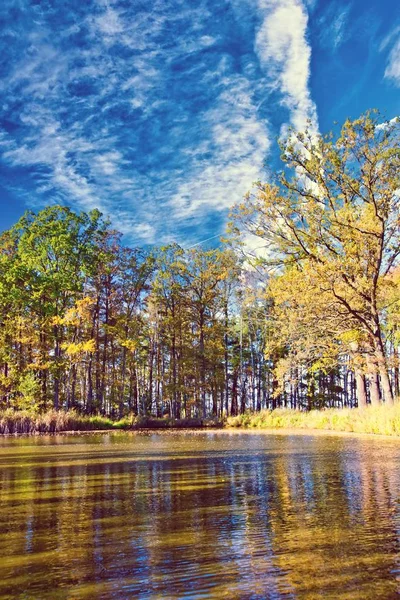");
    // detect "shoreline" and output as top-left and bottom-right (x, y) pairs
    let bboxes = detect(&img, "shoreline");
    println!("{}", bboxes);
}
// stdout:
(2, 426), (400, 441)
(2, 406), (400, 438)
